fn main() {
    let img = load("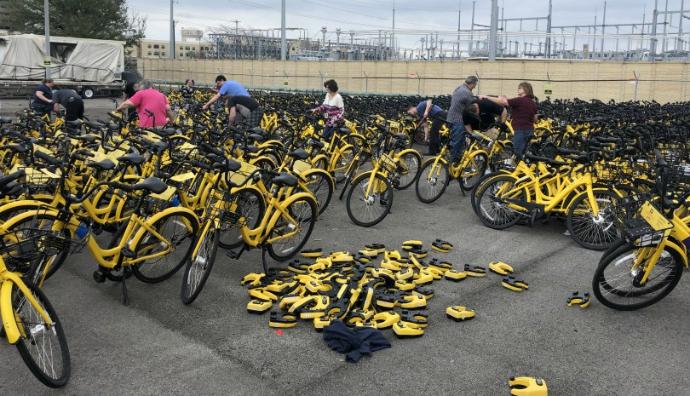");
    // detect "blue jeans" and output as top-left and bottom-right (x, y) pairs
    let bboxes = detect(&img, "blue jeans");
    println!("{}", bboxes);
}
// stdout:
(450, 122), (466, 163)
(512, 128), (534, 159)
(322, 125), (336, 140)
